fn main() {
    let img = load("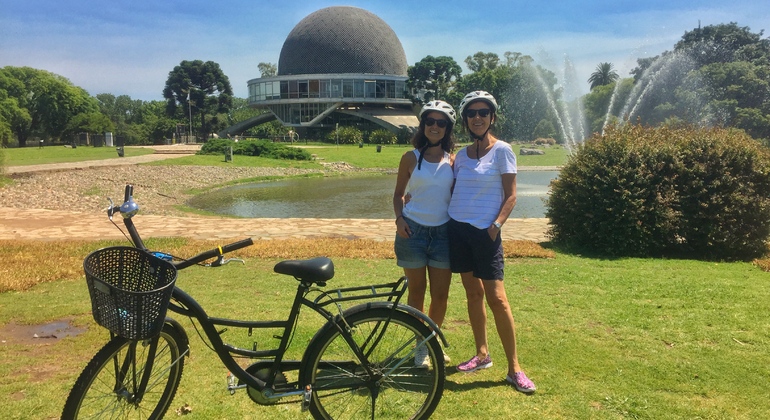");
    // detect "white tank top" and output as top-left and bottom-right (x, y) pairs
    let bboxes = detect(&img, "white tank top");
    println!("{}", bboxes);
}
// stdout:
(402, 149), (454, 226)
